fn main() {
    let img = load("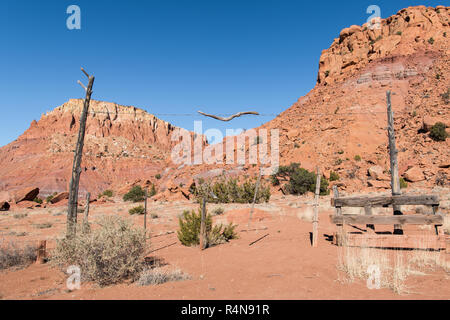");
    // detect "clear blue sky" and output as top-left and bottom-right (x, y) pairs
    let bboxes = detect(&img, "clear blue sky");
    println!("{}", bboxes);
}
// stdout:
(0, 0), (444, 146)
